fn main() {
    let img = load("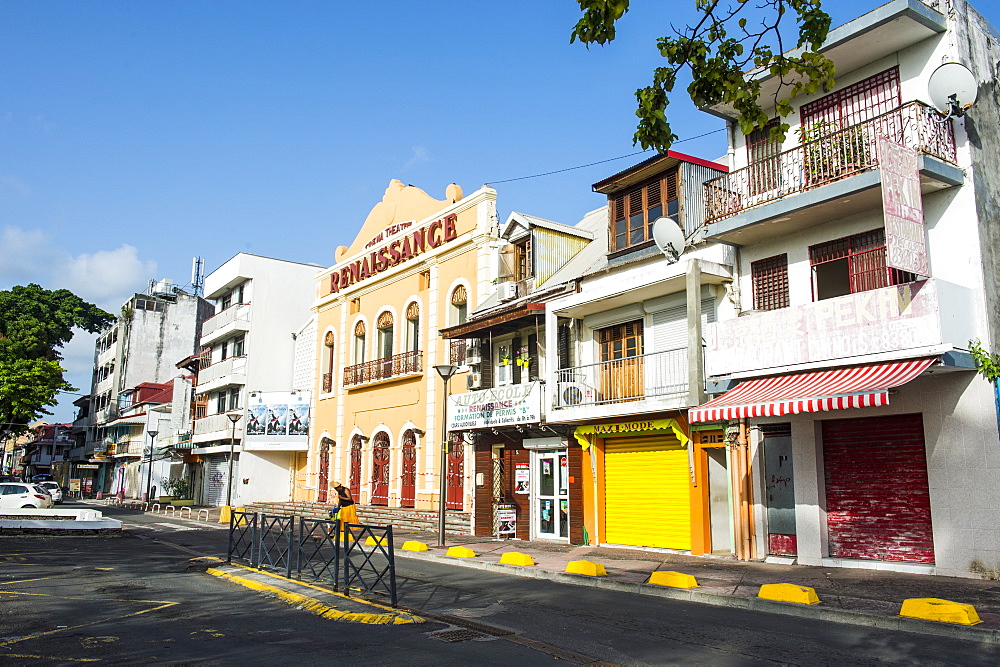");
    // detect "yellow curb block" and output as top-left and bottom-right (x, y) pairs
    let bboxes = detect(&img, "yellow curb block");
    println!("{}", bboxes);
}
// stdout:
(364, 536), (387, 546)
(401, 540), (428, 552)
(218, 506), (247, 524)
(499, 552), (535, 567)
(757, 583), (820, 605)
(647, 571), (698, 589)
(206, 567), (421, 625)
(900, 598), (982, 625)
(446, 546), (476, 559)
(565, 560), (607, 577)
